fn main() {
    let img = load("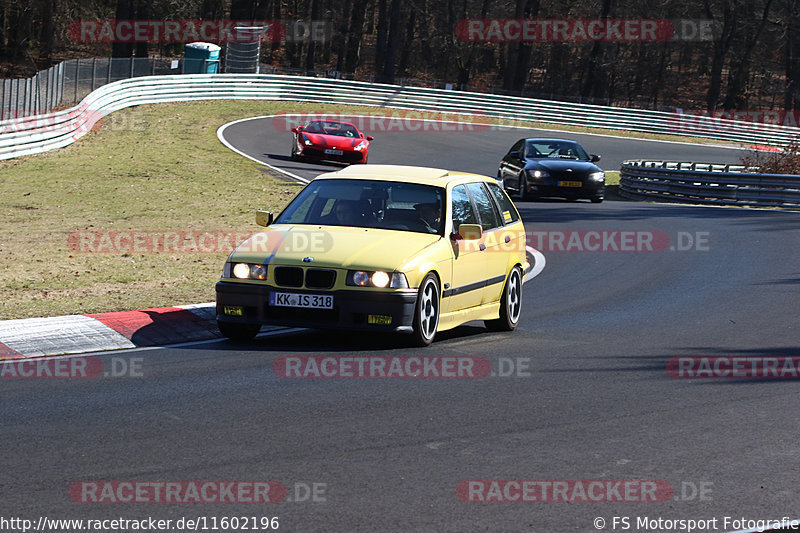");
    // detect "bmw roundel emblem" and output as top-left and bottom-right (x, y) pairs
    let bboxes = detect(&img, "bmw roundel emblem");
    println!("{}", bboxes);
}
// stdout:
(303, 257), (314, 262)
